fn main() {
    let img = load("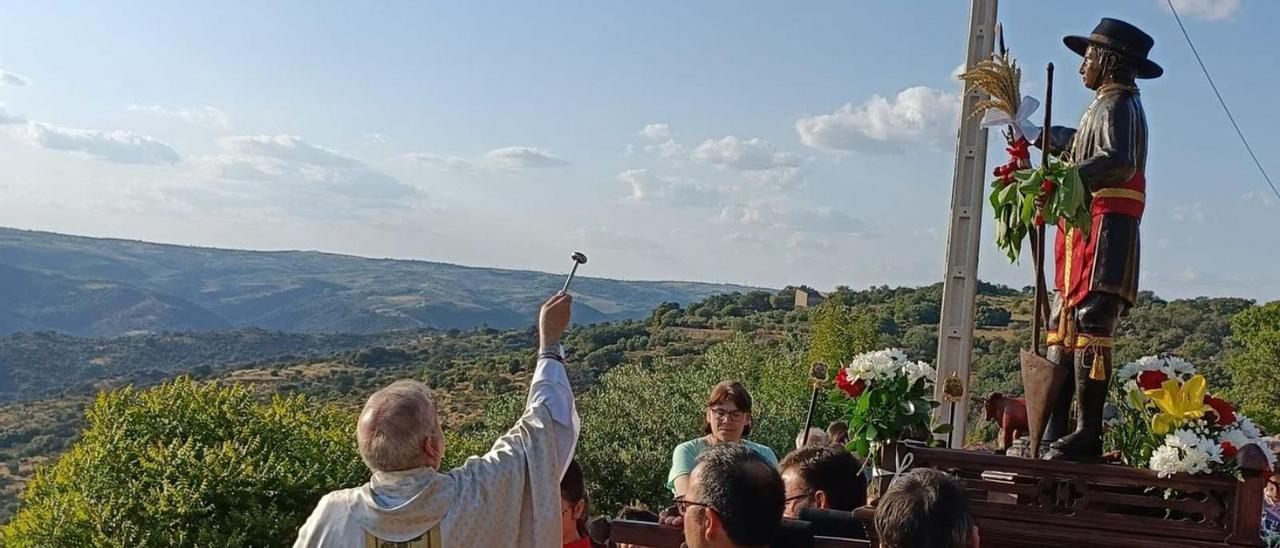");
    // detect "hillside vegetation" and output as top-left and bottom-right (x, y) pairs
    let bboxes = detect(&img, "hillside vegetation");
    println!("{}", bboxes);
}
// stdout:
(0, 283), (1271, 532)
(0, 227), (755, 337)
